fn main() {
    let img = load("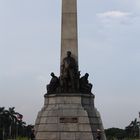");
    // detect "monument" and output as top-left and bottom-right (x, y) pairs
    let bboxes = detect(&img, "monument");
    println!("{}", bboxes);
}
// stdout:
(35, 0), (106, 140)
